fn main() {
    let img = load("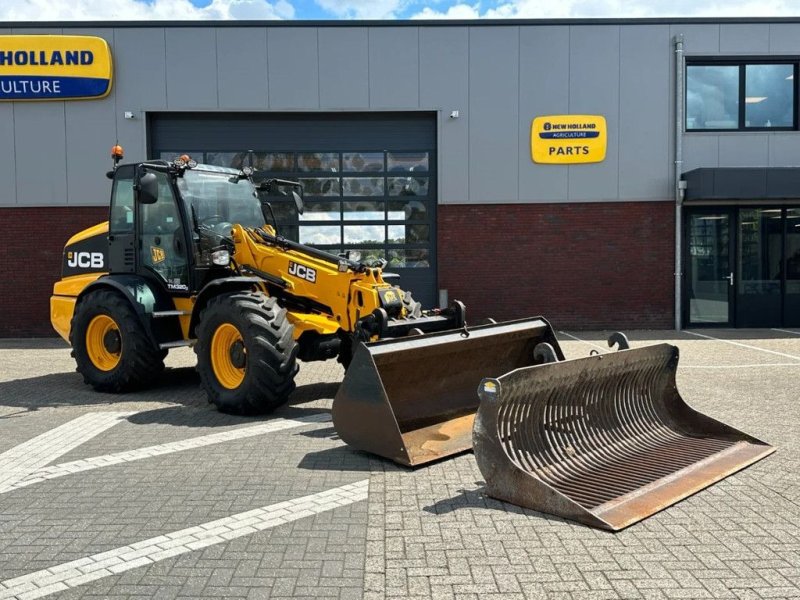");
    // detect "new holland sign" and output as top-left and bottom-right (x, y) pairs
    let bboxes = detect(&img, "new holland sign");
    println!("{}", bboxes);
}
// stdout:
(531, 115), (607, 164)
(0, 35), (113, 101)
